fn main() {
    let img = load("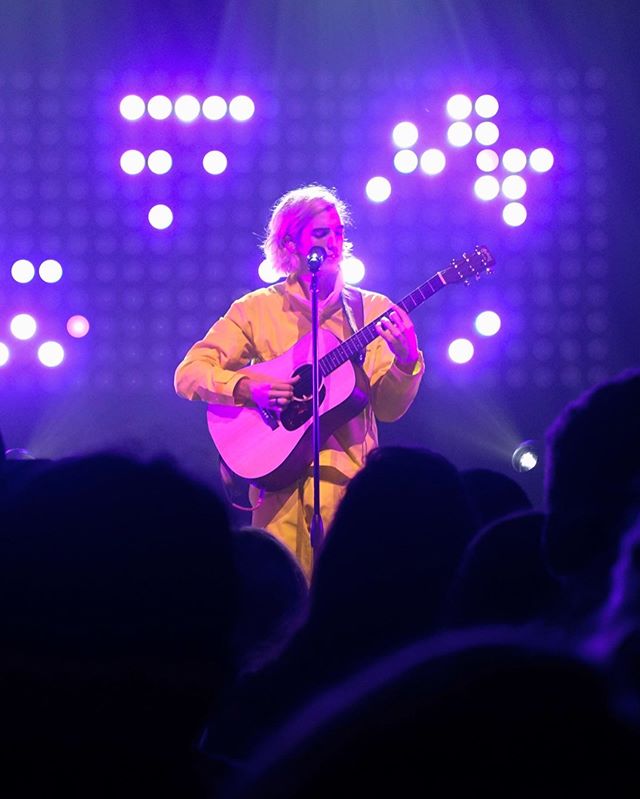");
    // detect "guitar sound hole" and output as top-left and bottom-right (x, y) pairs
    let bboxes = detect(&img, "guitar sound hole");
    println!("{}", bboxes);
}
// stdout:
(281, 364), (326, 431)
(292, 364), (313, 401)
